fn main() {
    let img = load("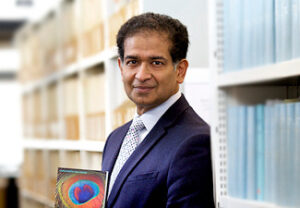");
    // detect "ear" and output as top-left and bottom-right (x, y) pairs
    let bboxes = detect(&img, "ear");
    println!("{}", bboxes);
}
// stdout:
(118, 58), (124, 76)
(175, 59), (188, 84)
